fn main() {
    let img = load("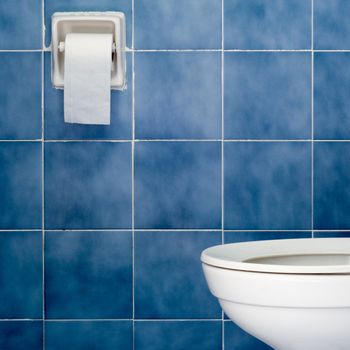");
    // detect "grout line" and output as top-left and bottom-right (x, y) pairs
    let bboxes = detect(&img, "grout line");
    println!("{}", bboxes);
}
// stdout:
(311, 0), (315, 239)
(221, 0), (225, 348)
(5, 229), (350, 232)
(41, 1), (46, 349)
(5, 139), (350, 143)
(131, 1), (136, 348)
(1, 49), (350, 53)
